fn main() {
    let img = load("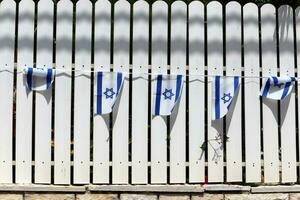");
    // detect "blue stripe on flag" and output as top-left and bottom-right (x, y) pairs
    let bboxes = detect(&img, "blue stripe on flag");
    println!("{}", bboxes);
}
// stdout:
(46, 68), (52, 89)
(262, 79), (271, 97)
(27, 67), (33, 91)
(234, 76), (239, 92)
(154, 75), (163, 116)
(175, 75), (183, 101)
(281, 82), (291, 100)
(97, 72), (103, 114)
(215, 76), (220, 119)
(272, 76), (278, 86)
(116, 72), (122, 95)
(291, 77), (296, 82)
